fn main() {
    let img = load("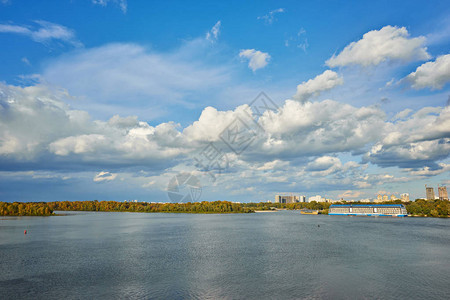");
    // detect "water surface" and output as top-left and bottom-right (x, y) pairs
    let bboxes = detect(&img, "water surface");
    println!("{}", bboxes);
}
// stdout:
(1, 211), (449, 299)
